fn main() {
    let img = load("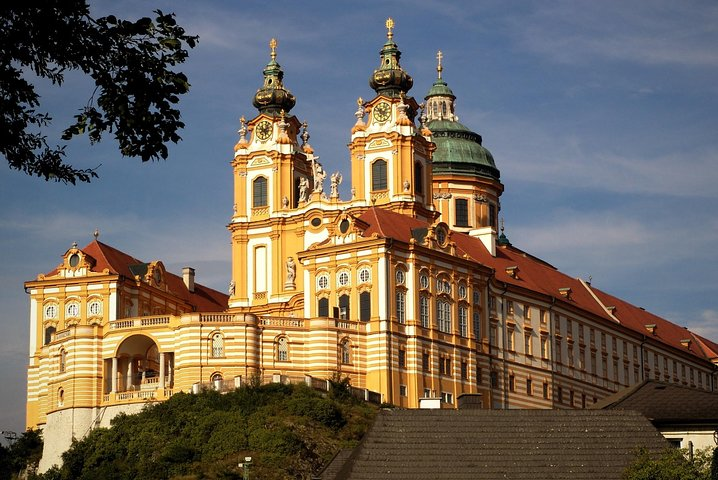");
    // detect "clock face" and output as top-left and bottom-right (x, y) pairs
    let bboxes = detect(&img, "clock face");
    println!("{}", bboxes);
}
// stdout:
(373, 102), (391, 123)
(256, 120), (272, 140)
